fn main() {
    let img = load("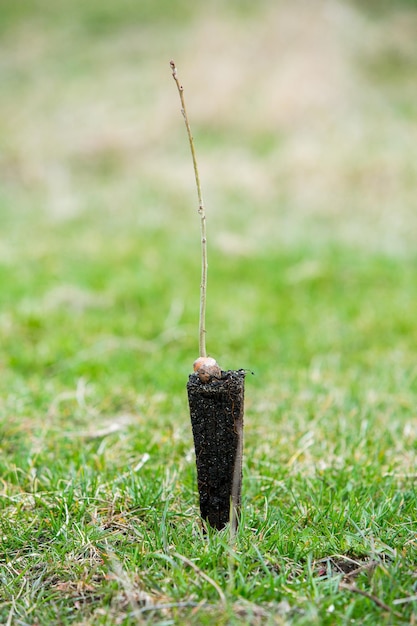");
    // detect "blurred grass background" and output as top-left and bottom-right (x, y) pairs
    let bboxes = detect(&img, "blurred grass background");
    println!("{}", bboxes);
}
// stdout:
(1, 0), (417, 396)
(1, 0), (417, 624)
